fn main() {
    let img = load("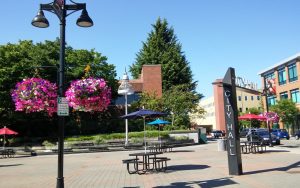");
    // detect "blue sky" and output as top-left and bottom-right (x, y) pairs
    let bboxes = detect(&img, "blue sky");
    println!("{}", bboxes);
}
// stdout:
(2, 0), (300, 98)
